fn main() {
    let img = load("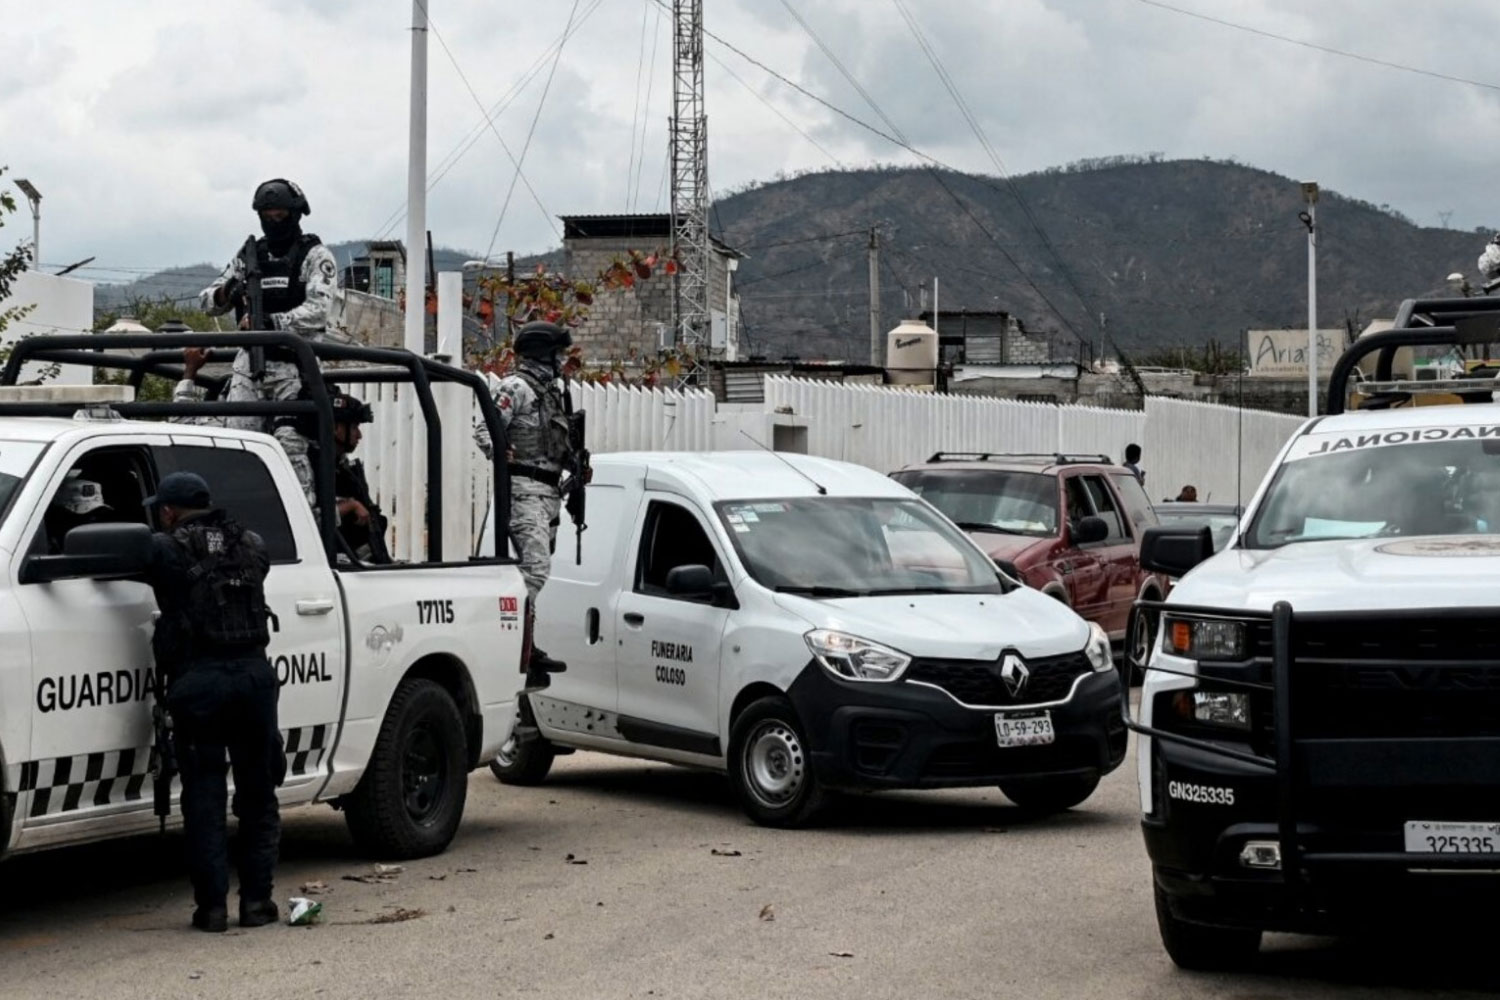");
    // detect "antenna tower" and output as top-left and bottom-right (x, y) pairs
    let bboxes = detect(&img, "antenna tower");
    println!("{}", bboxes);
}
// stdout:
(669, 0), (710, 385)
